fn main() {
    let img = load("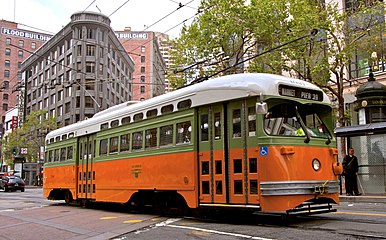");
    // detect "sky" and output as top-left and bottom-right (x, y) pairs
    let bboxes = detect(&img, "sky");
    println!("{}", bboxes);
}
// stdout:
(0, 0), (200, 38)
